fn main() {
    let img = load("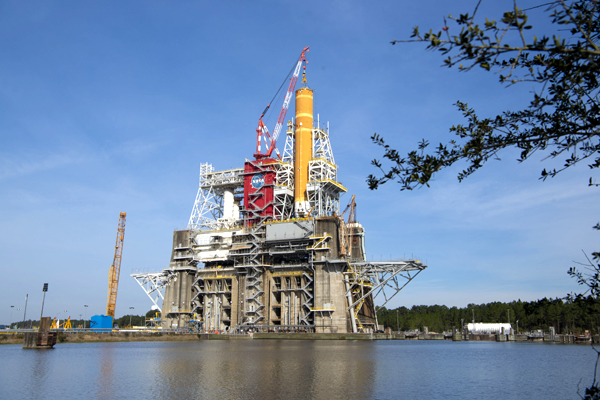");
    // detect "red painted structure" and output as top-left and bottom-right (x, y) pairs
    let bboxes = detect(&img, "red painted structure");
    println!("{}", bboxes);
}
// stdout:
(243, 160), (277, 226)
